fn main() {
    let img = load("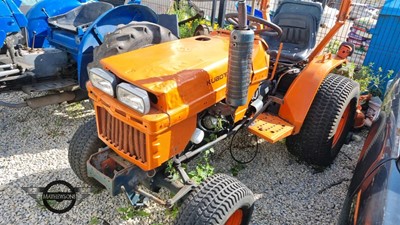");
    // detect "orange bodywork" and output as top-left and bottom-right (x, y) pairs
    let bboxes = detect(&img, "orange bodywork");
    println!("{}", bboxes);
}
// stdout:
(89, 33), (270, 171)
(279, 54), (347, 134)
(88, 0), (354, 170)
